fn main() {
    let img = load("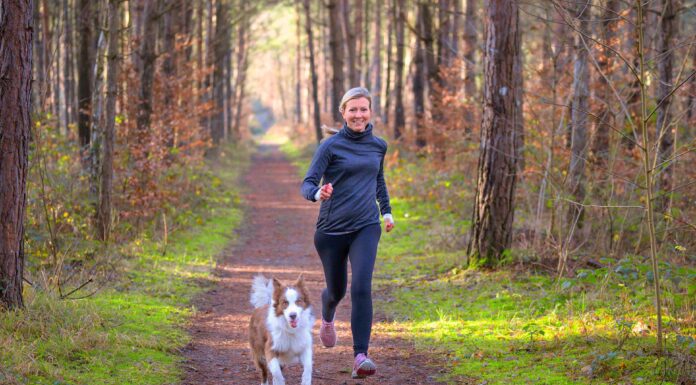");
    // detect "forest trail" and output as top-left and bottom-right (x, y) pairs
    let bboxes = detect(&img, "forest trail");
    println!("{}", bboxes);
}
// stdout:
(181, 144), (447, 385)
